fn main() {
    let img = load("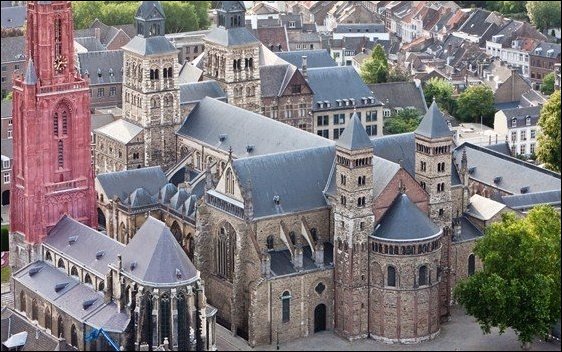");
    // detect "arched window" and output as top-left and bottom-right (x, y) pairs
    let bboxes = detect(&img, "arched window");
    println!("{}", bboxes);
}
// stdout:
(266, 235), (274, 250)
(387, 266), (396, 287)
(45, 251), (53, 263)
(281, 291), (291, 322)
(177, 292), (189, 350)
(98, 281), (105, 291)
(57, 315), (64, 339)
(57, 140), (64, 169)
(45, 307), (52, 331)
(70, 324), (78, 347)
(19, 291), (26, 314)
(418, 265), (428, 286)
(84, 273), (92, 286)
(216, 225), (236, 281)
(70, 266), (79, 278)
(225, 168), (234, 194)
(31, 298), (38, 321)
(159, 293), (171, 344)
(57, 258), (65, 270)
(468, 254), (475, 276)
